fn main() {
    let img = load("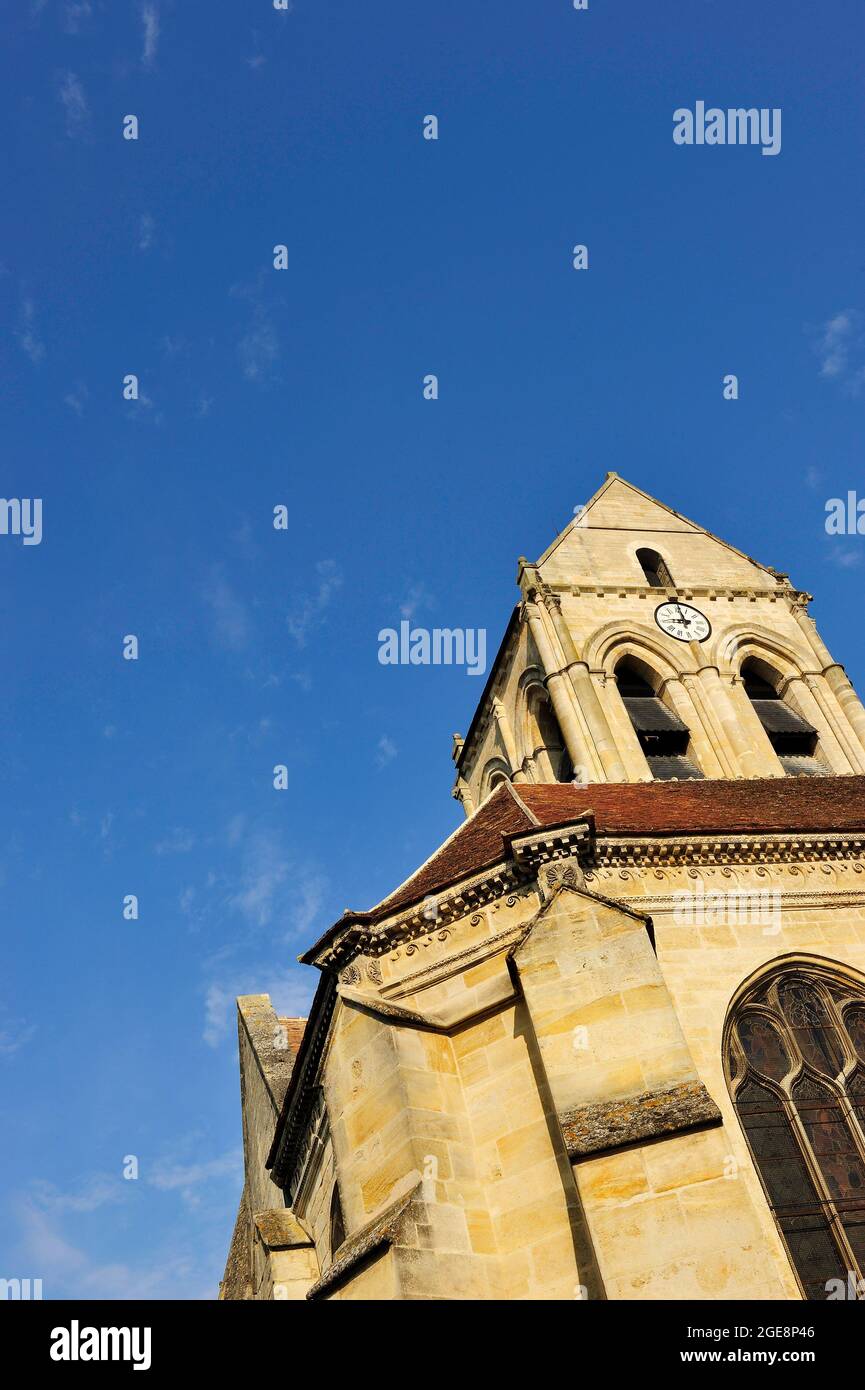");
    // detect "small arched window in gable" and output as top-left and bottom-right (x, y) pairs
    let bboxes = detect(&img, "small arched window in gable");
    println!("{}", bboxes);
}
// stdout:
(616, 658), (703, 781)
(636, 548), (674, 588)
(726, 962), (865, 1299)
(742, 659), (830, 777)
